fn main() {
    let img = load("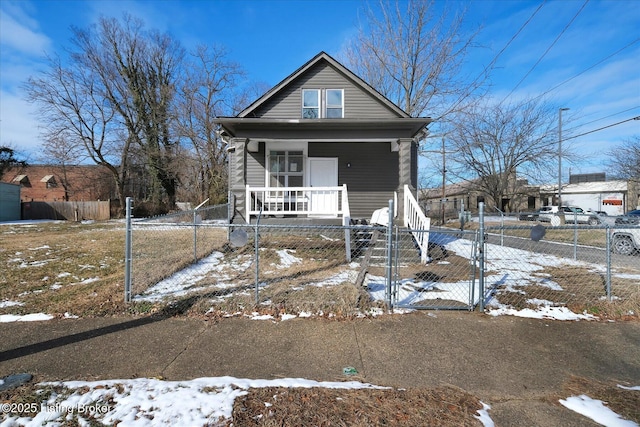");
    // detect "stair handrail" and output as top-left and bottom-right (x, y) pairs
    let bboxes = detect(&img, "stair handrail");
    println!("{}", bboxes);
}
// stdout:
(404, 185), (430, 264)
